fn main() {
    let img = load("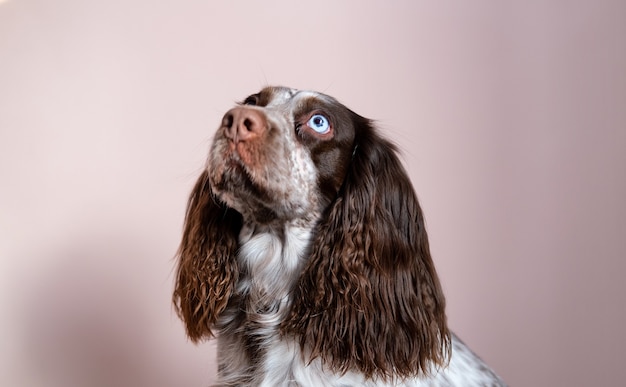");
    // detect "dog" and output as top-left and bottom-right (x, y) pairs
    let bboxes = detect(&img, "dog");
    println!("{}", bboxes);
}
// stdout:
(173, 86), (506, 386)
